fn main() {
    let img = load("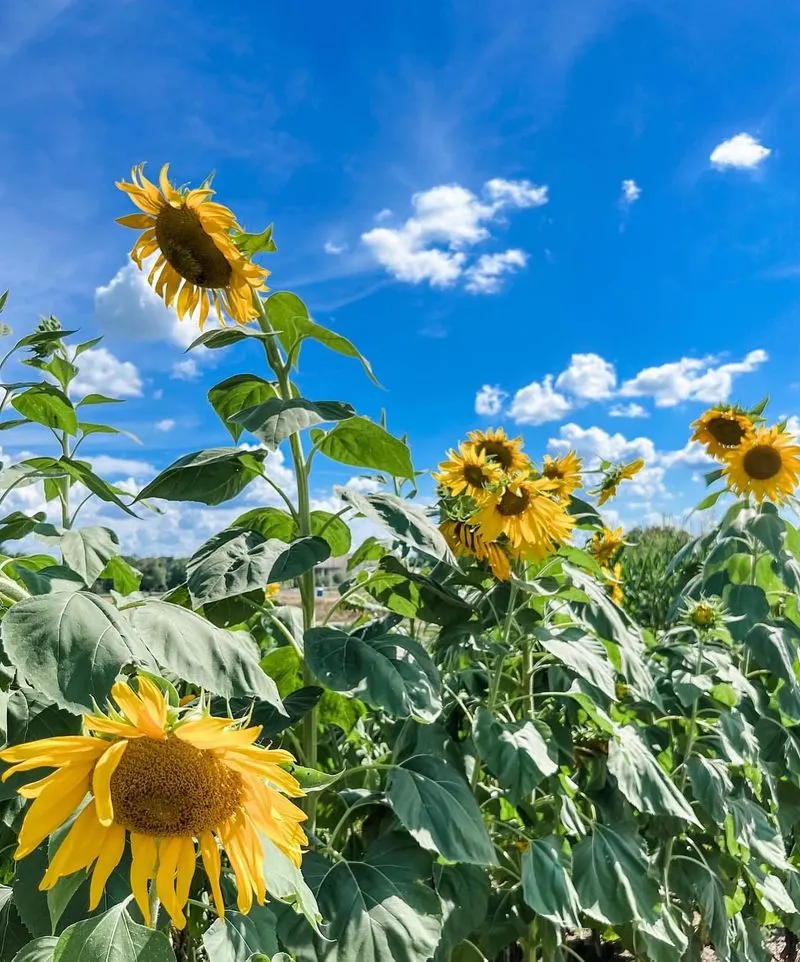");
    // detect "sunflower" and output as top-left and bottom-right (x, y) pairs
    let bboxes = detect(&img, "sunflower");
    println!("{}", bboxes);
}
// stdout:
(472, 477), (574, 559)
(722, 426), (800, 503)
(691, 406), (754, 460)
(588, 527), (625, 566)
(594, 458), (645, 505)
(440, 520), (511, 580)
(0, 676), (306, 929)
(466, 428), (530, 474)
(604, 562), (624, 605)
(117, 164), (269, 327)
(541, 451), (583, 502)
(433, 445), (503, 500)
